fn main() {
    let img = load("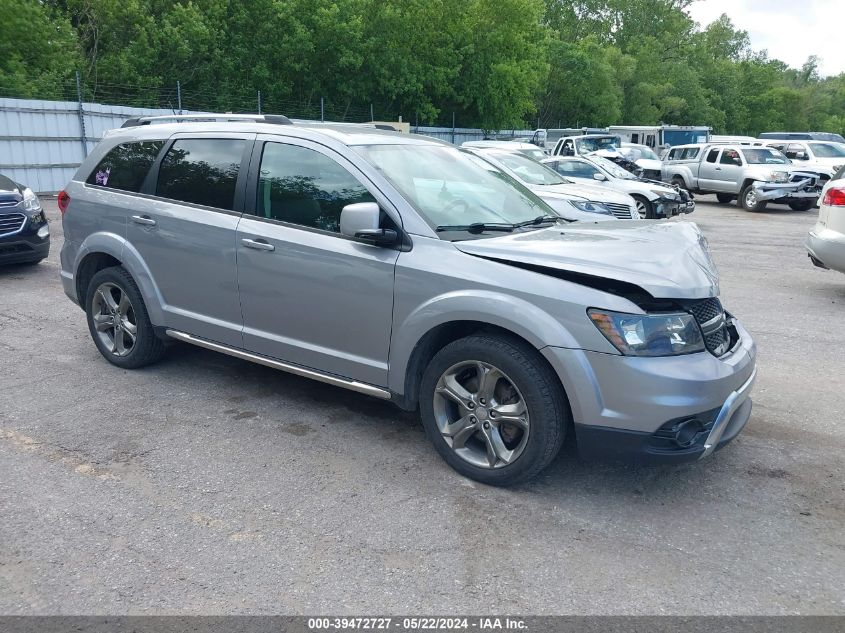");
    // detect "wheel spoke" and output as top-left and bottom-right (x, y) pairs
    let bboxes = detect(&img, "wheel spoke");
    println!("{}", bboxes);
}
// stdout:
(481, 426), (515, 467)
(93, 313), (113, 332)
(114, 329), (126, 355)
(98, 287), (118, 311)
(444, 415), (477, 449)
(117, 291), (130, 315)
(437, 373), (473, 407)
(492, 401), (528, 429)
(475, 362), (503, 402)
(122, 318), (137, 337)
